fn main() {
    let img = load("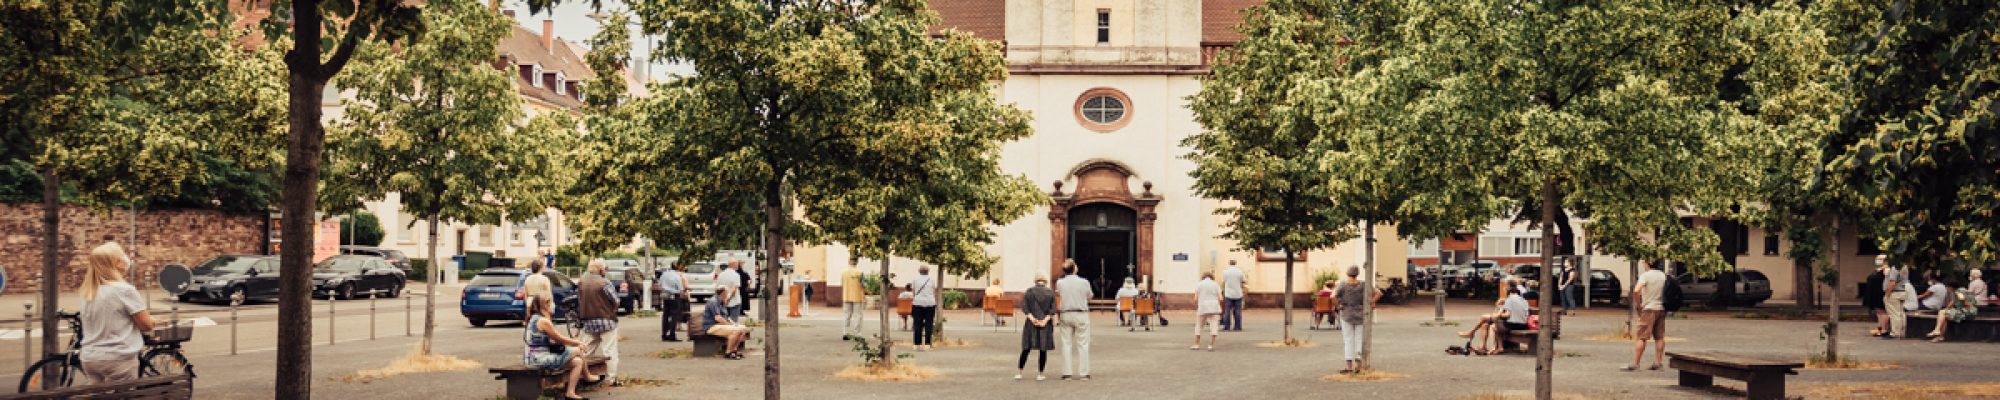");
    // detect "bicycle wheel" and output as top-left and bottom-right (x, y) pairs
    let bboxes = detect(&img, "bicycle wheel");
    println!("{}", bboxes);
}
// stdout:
(19, 358), (75, 393)
(141, 349), (193, 378)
